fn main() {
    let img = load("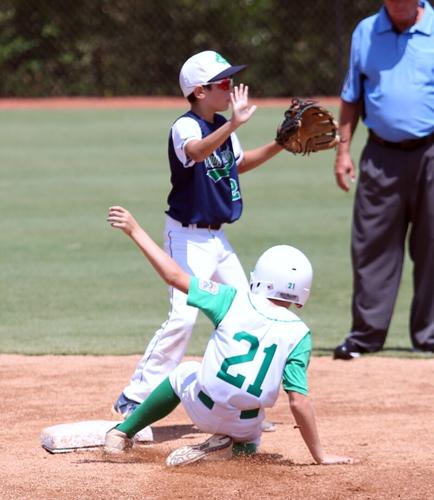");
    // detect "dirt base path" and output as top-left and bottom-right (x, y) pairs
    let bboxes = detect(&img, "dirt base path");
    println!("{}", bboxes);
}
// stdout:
(1, 355), (433, 499)
(0, 96), (340, 109)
